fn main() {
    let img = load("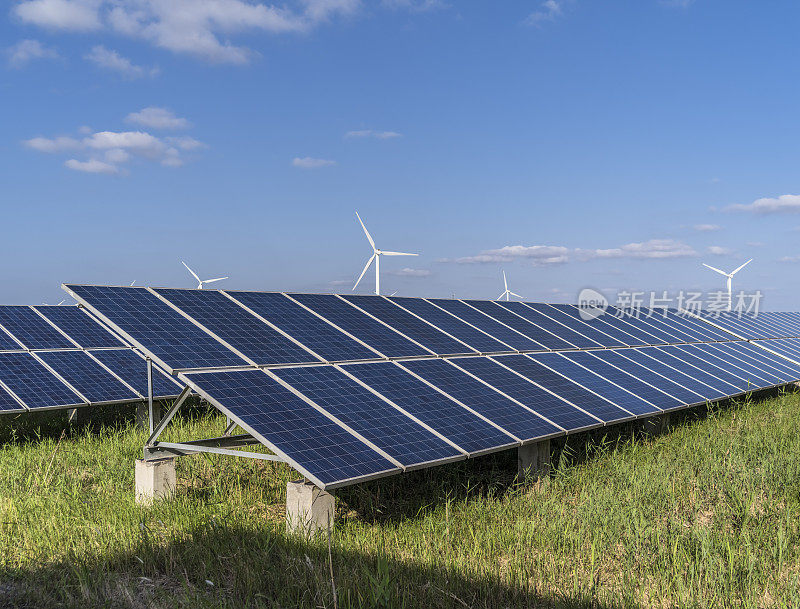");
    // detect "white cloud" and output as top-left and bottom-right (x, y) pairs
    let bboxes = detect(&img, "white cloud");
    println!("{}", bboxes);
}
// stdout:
(578, 239), (697, 260)
(779, 255), (800, 263)
(707, 246), (732, 255)
(745, 241), (764, 247)
(525, 0), (562, 25)
(64, 158), (119, 174)
(727, 194), (800, 214)
(126, 107), (189, 130)
(14, 0), (102, 31)
(292, 156), (336, 168)
(693, 224), (721, 232)
(84, 45), (158, 78)
(387, 267), (431, 277)
(23, 136), (80, 152)
(445, 245), (570, 266)
(166, 136), (206, 150)
(6, 39), (59, 67)
(345, 129), (402, 139)
(381, 0), (447, 12)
